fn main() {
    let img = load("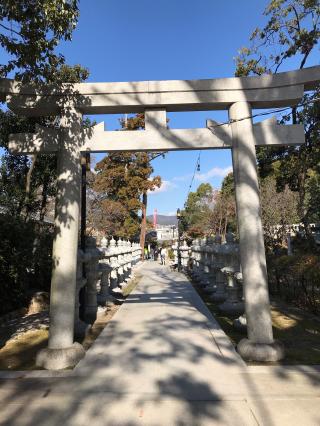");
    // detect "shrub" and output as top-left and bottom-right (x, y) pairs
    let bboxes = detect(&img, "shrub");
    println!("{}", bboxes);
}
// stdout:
(0, 214), (53, 316)
(267, 254), (320, 314)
